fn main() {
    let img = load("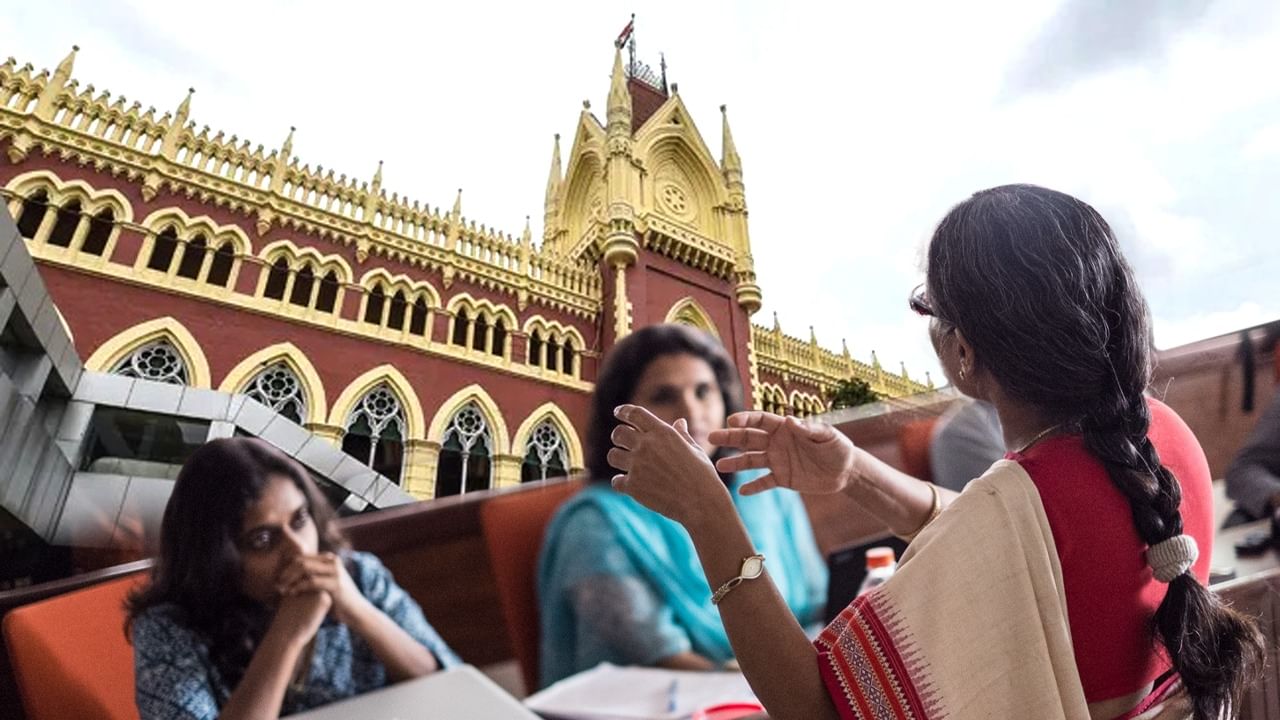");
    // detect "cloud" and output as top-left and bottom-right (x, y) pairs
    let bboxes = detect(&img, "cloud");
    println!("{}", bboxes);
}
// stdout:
(1004, 0), (1214, 97)
(1153, 301), (1279, 349)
